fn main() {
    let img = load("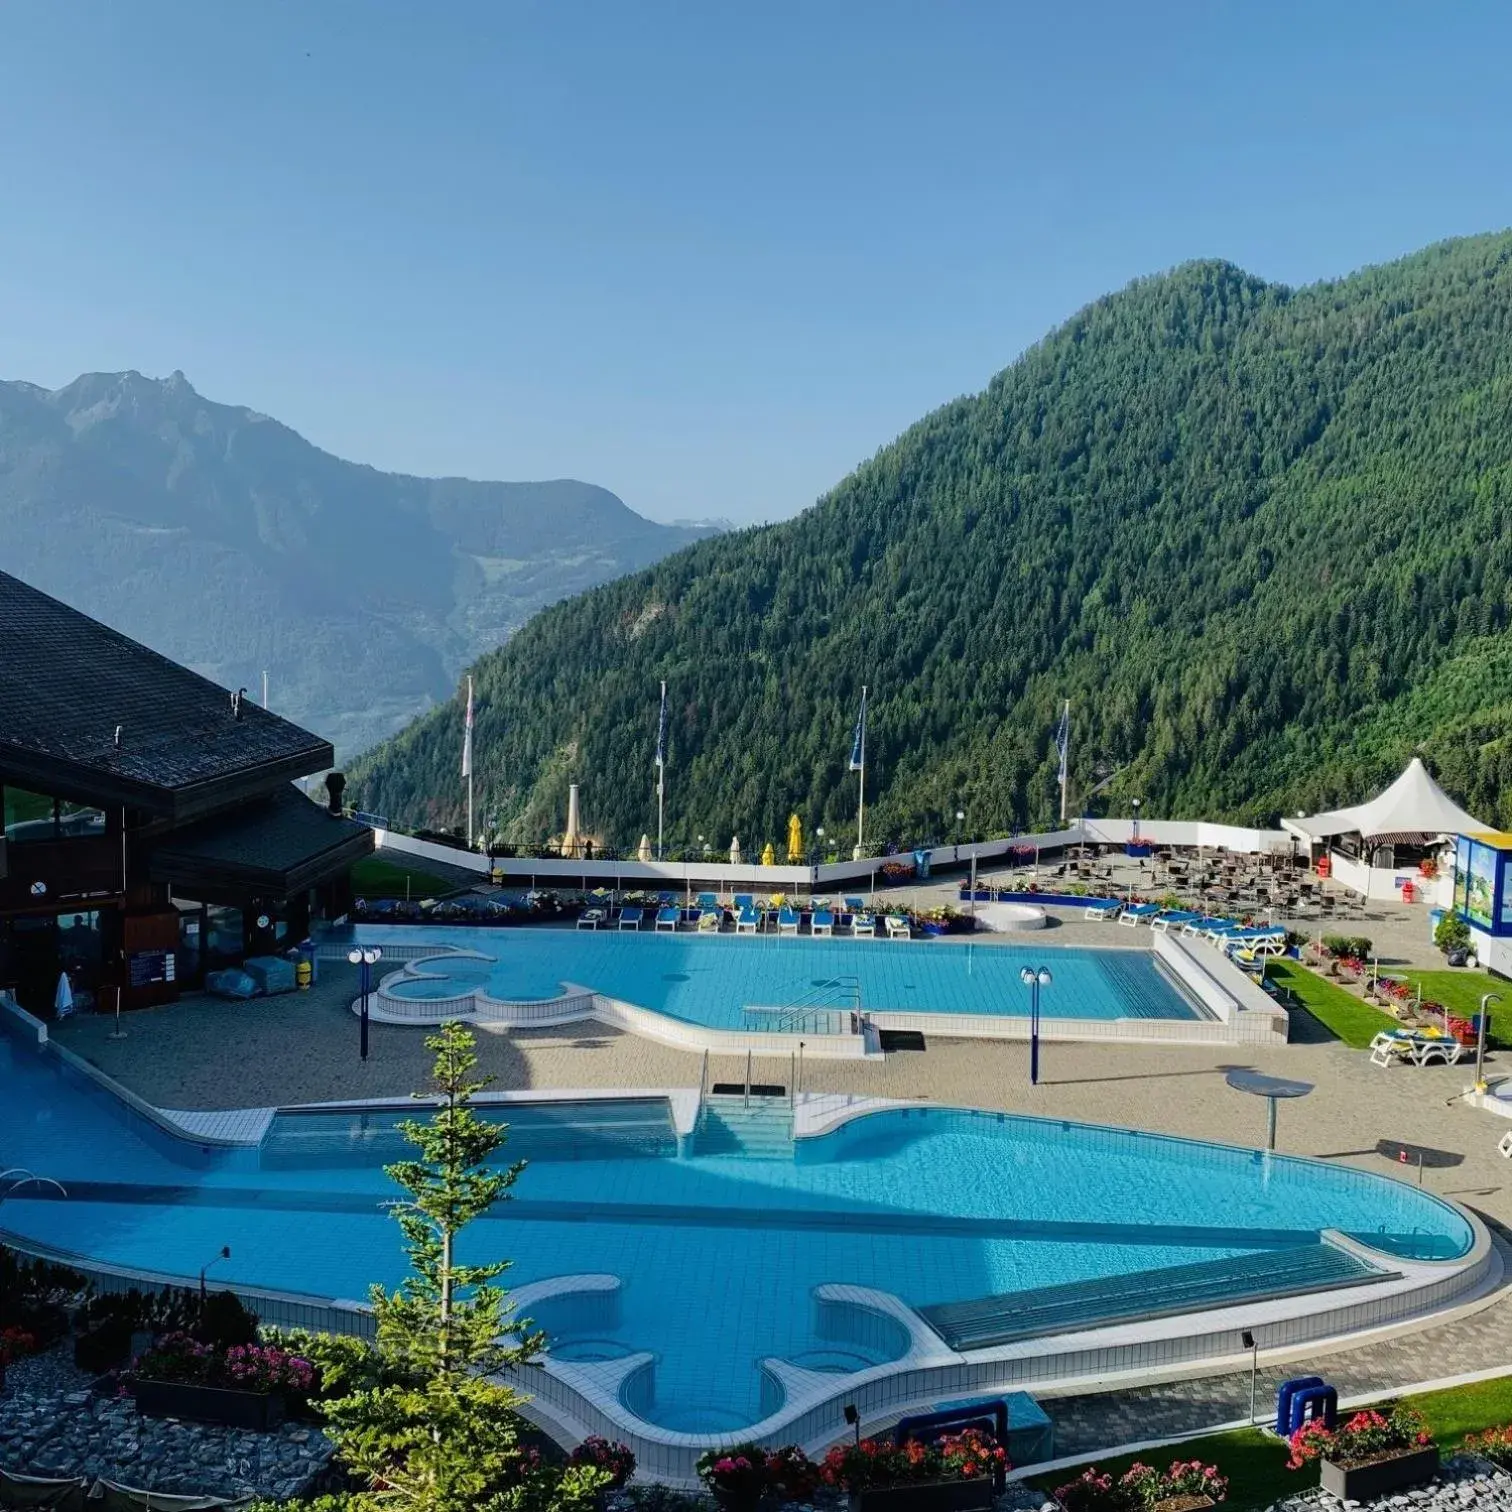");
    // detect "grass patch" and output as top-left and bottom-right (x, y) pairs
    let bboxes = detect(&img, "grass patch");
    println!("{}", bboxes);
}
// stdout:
(1029, 1373), (1512, 1510)
(350, 855), (457, 899)
(1395, 968), (1502, 1019)
(1268, 960), (1394, 1048)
